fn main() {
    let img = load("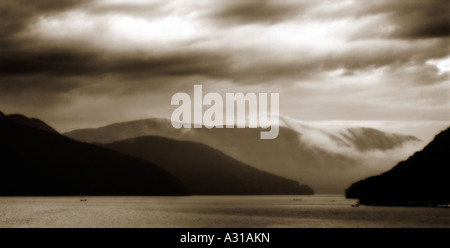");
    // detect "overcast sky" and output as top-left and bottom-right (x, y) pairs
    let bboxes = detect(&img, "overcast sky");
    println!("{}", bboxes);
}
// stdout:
(0, 0), (449, 139)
